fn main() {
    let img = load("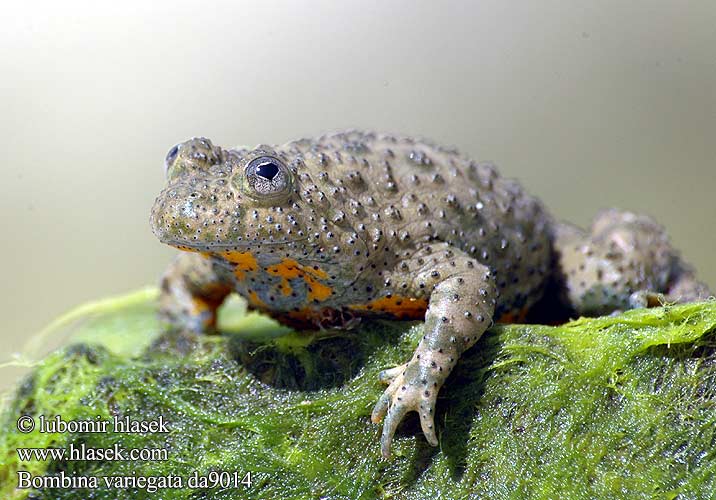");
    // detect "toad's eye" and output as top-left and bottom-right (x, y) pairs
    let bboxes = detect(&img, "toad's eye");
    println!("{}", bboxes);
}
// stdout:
(164, 144), (180, 172)
(243, 156), (292, 200)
